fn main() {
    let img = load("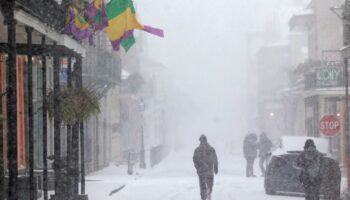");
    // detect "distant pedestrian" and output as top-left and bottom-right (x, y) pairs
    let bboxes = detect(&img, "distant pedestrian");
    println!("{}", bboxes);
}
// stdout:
(193, 134), (218, 200)
(259, 132), (272, 176)
(296, 139), (322, 200)
(243, 133), (258, 177)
